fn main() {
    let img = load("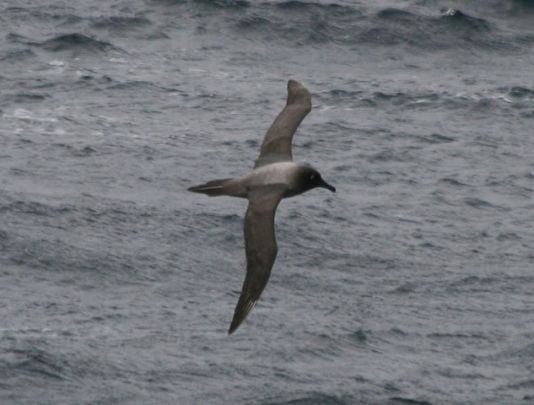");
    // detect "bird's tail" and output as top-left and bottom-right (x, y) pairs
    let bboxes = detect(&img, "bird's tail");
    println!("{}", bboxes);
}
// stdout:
(187, 178), (235, 197)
